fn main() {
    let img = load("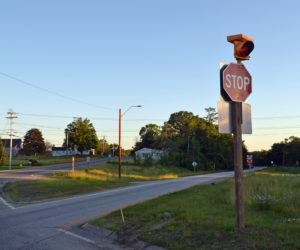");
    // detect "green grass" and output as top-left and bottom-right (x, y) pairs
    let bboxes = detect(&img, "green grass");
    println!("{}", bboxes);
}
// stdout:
(91, 166), (300, 249)
(0, 155), (100, 170)
(4, 179), (130, 202)
(4, 163), (215, 202)
(70, 162), (216, 180)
